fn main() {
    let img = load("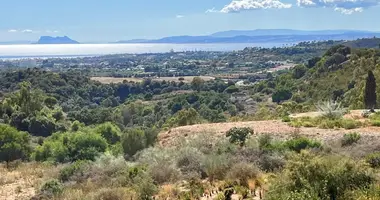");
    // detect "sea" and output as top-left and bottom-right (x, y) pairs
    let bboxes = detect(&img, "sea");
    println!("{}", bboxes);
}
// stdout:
(0, 43), (289, 60)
